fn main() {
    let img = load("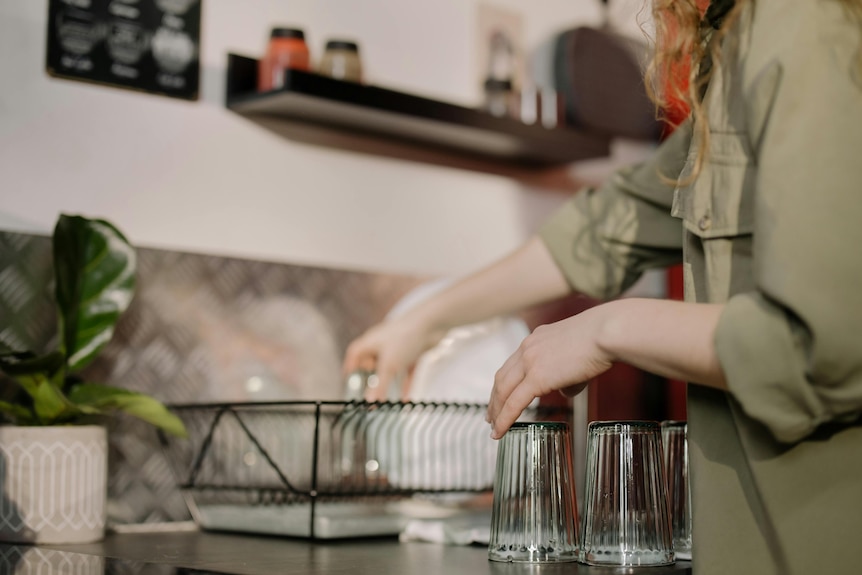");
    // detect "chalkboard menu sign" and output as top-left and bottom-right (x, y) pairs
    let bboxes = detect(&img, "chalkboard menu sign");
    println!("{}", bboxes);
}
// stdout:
(46, 0), (201, 101)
